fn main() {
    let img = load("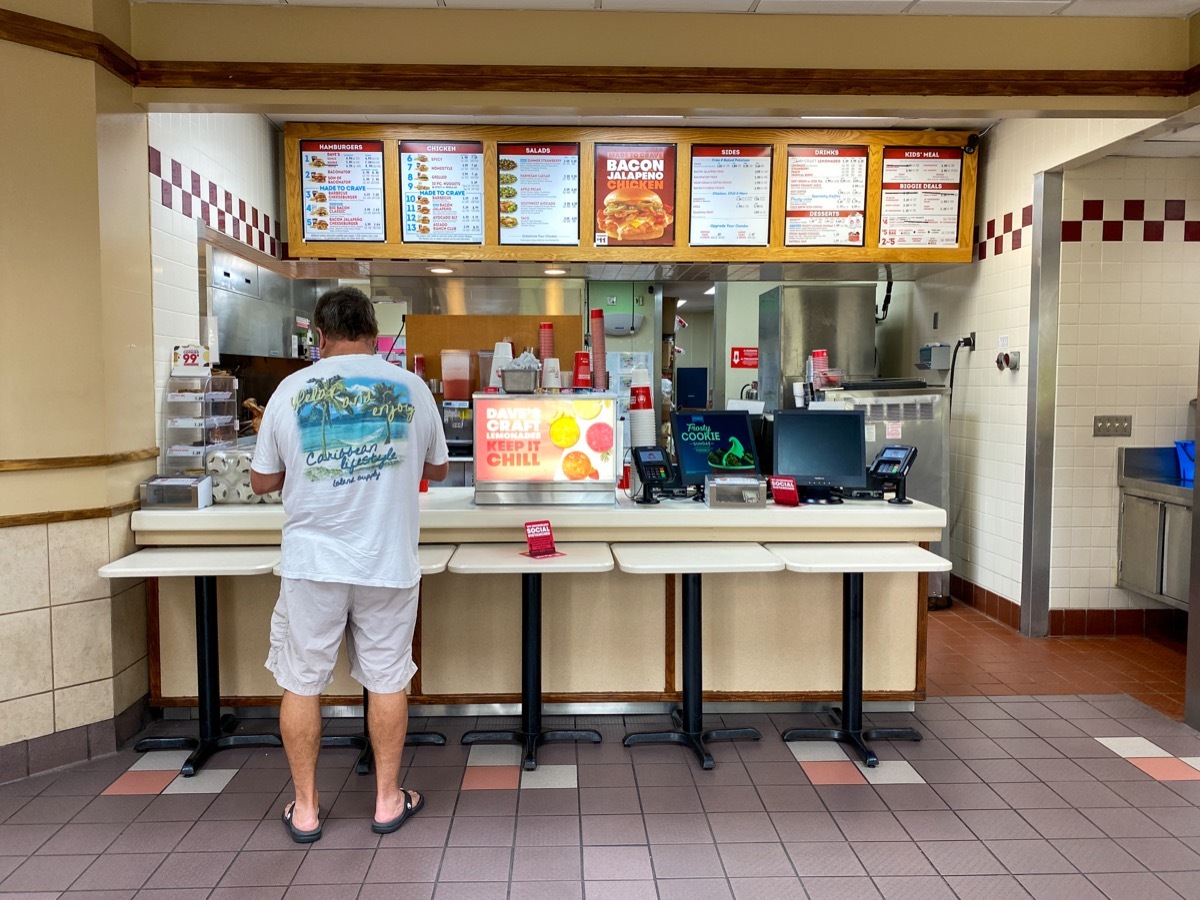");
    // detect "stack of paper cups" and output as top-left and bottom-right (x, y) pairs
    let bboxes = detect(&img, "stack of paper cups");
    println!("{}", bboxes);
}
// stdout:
(542, 358), (561, 389)
(628, 365), (656, 447)
(573, 350), (592, 389)
(489, 340), (513, 389)
(589, 309), (607, 391)
(538, 322), (554, 362)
